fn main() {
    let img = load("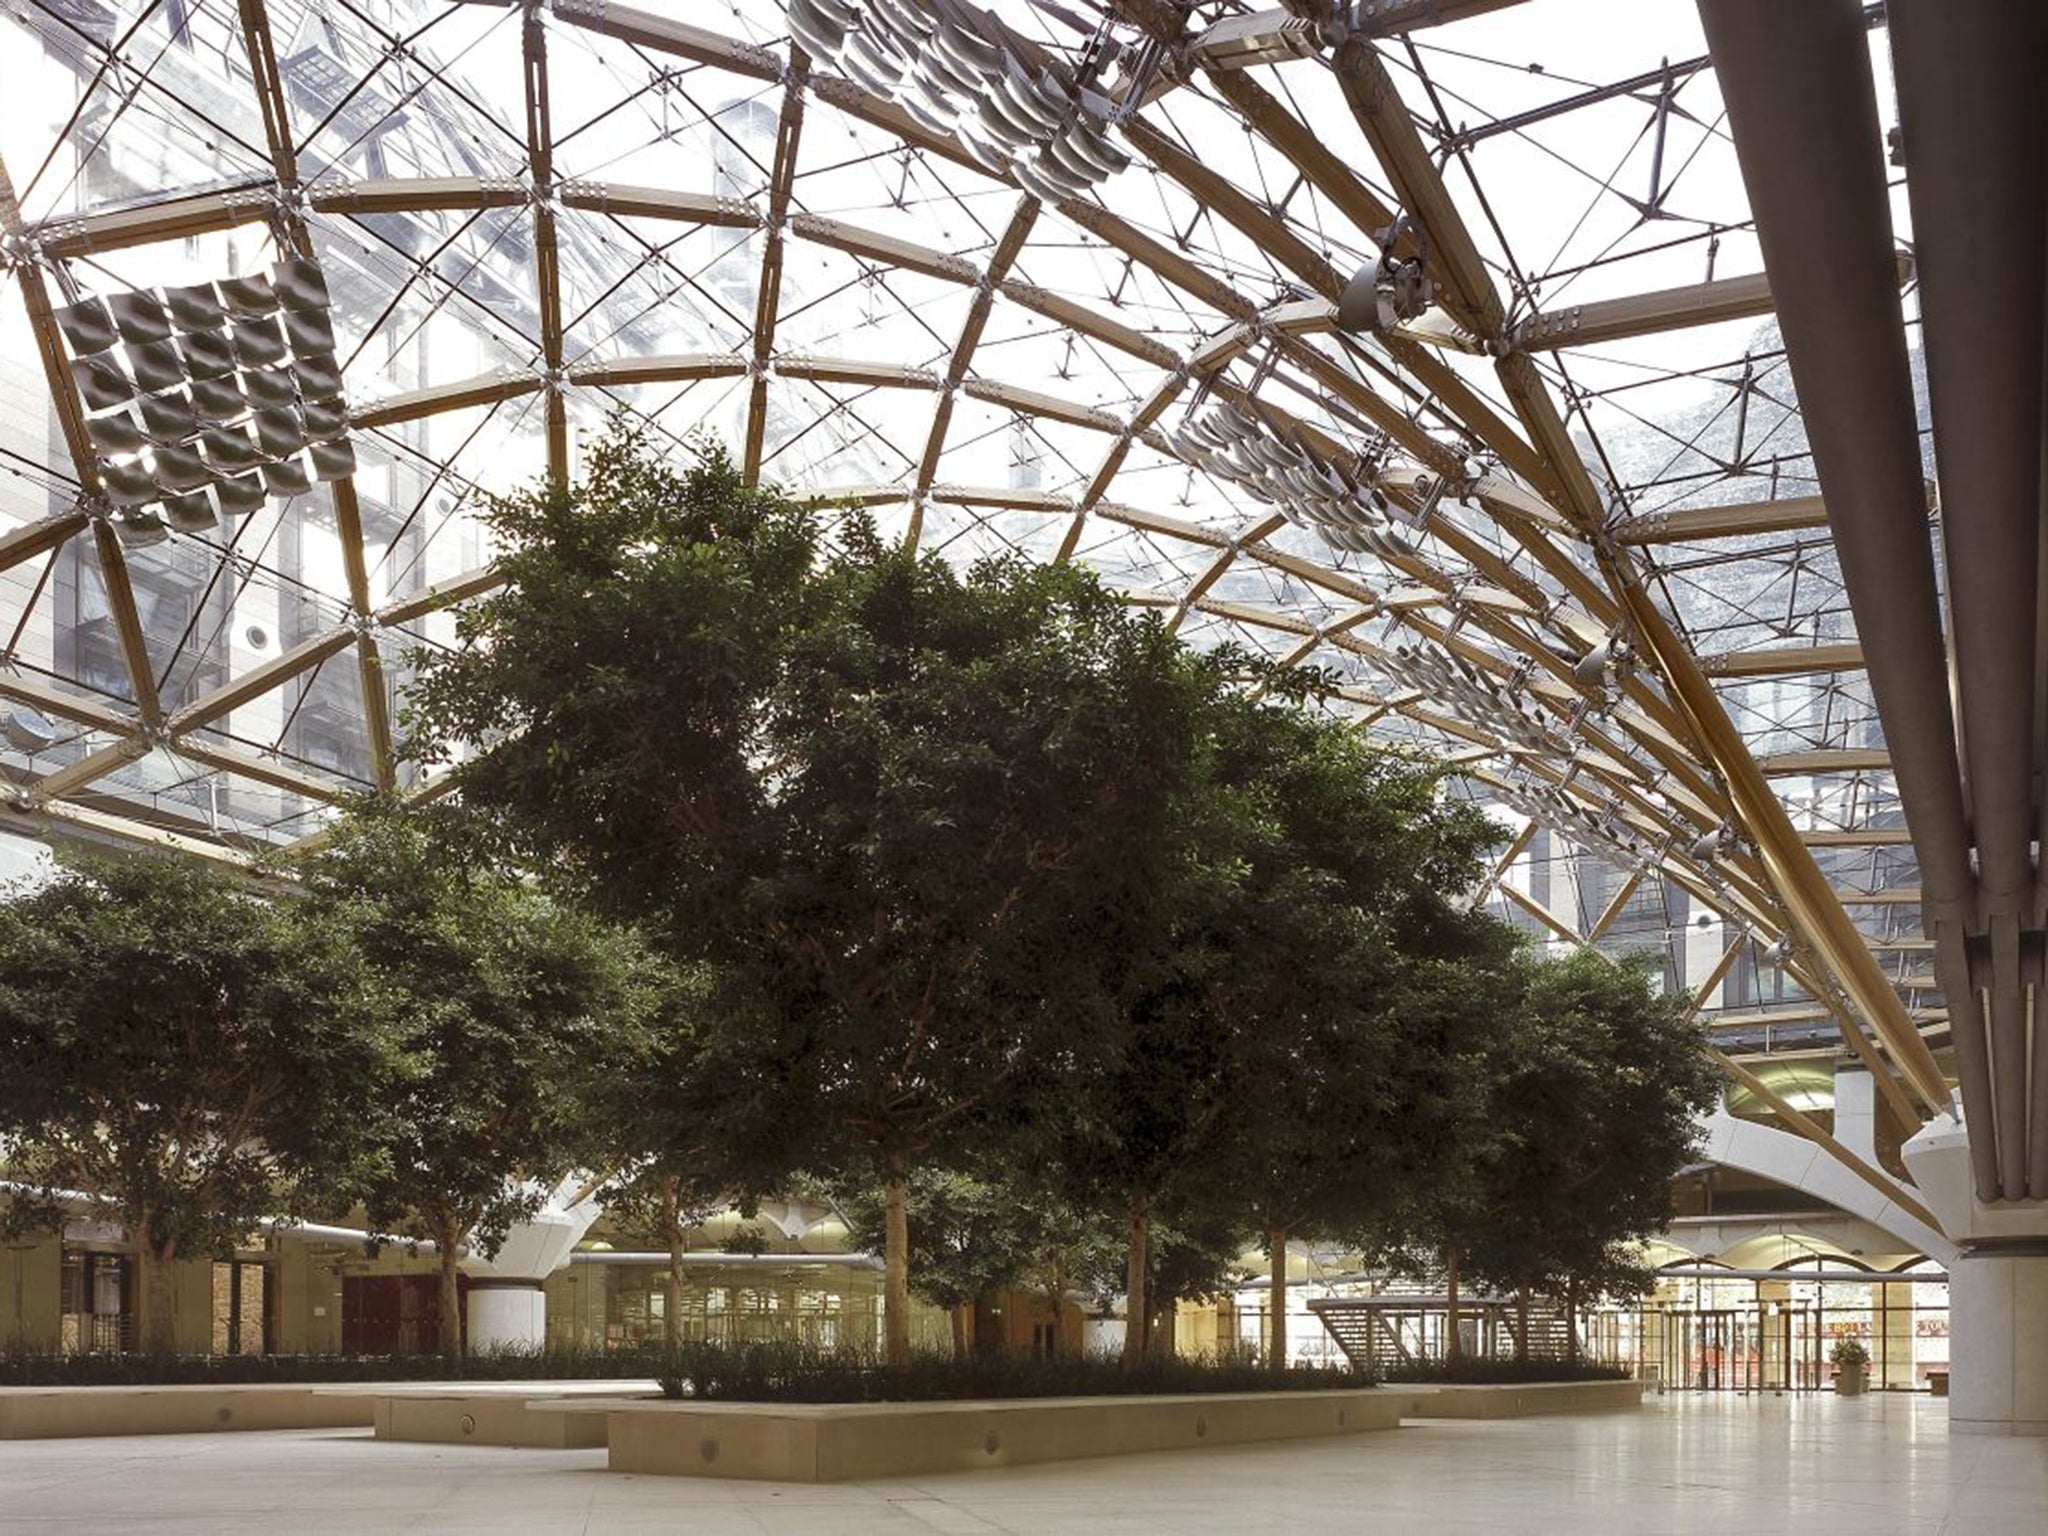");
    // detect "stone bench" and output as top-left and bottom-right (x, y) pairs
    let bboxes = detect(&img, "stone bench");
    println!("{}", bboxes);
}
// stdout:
(0, 1383), (379, 1439)
(354, 1380), (660, 1449)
